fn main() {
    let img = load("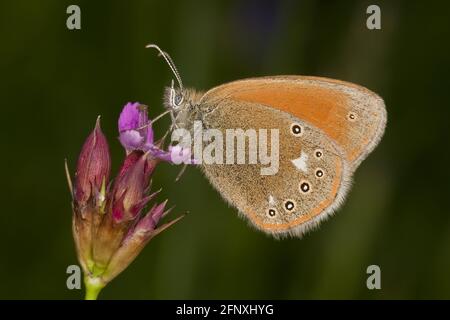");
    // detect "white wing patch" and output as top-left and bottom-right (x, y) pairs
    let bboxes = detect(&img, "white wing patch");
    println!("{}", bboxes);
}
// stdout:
(268, 195), (277, 206)
(291, 151), (309, 172)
